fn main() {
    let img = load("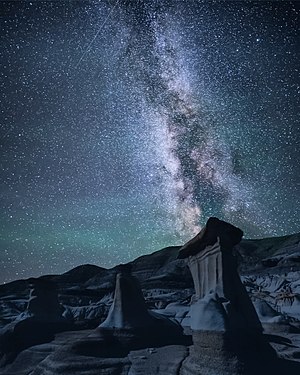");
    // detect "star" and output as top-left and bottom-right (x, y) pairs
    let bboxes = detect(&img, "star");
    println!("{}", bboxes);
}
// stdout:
(0, 0), (299, 283)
